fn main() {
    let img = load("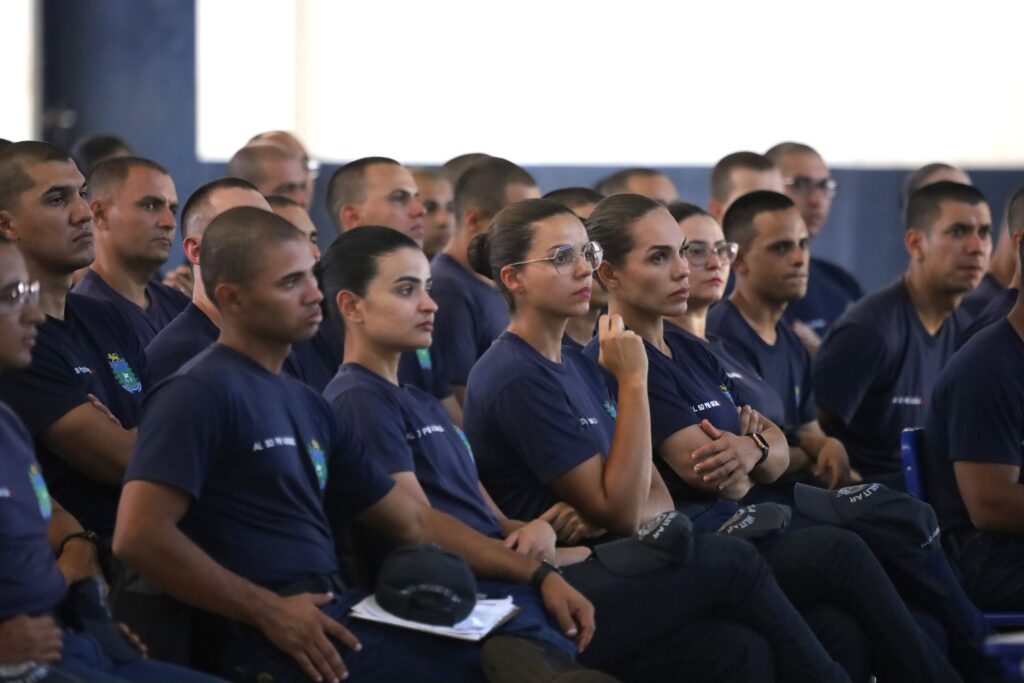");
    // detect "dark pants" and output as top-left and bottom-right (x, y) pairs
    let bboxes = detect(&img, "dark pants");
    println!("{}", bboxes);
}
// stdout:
(565, 534), (848, 683)
(51, 631), (225, 683)
(955, 530), (1024, 611)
